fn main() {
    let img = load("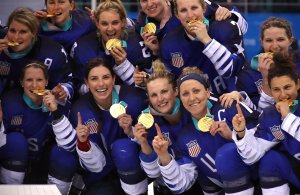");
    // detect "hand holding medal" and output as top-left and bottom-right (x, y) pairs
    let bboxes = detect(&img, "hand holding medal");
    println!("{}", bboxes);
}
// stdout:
(197, 114), (214, 132)
(109, 101), (127, 119)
